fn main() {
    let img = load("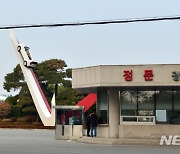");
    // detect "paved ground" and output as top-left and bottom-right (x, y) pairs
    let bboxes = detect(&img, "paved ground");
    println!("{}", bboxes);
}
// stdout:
(0, 129), (180, 154)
